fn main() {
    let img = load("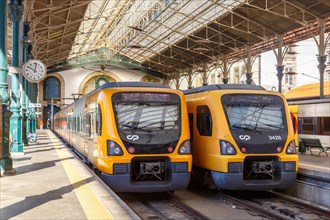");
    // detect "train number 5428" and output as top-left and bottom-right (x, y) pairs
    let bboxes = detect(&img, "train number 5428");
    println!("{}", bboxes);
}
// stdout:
(269, 135), (282, 140)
